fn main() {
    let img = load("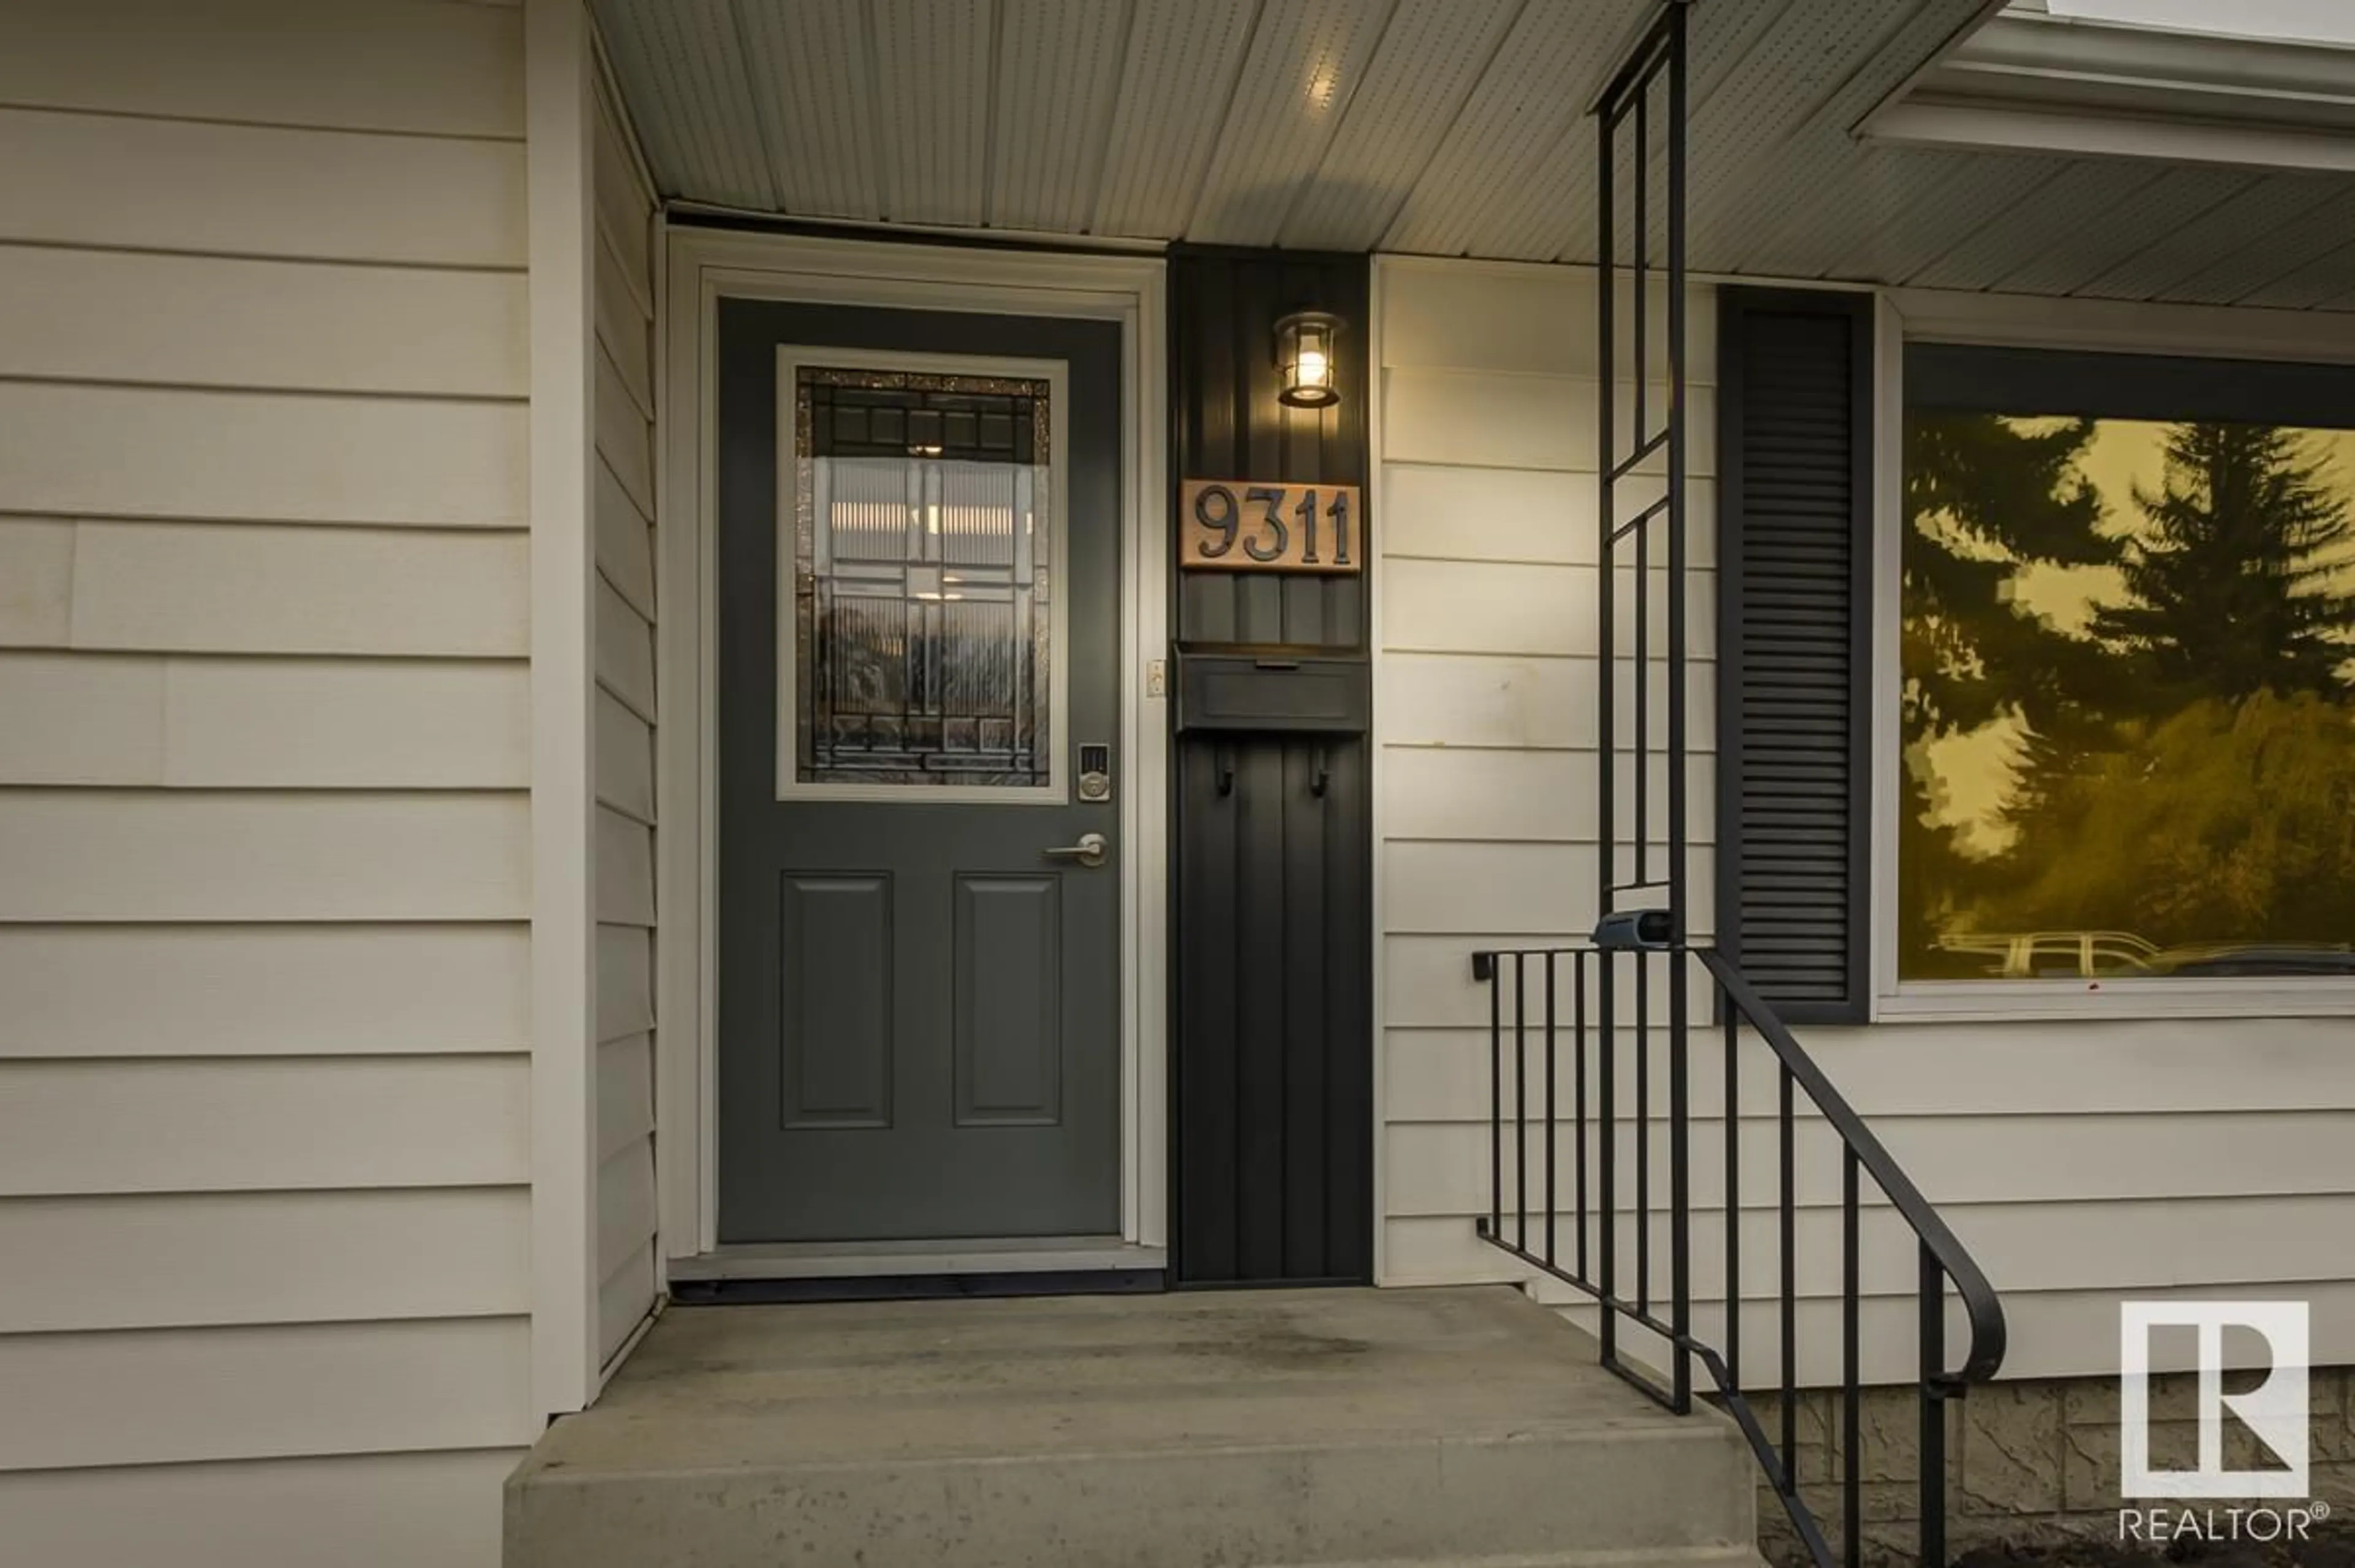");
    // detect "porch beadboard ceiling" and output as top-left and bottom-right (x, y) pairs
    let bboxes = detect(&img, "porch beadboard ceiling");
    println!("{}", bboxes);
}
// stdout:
(591, 0), (2355, 311)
